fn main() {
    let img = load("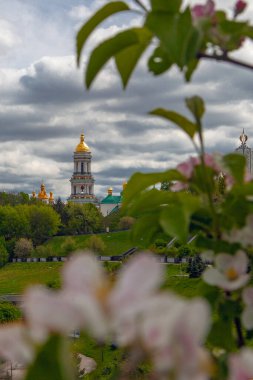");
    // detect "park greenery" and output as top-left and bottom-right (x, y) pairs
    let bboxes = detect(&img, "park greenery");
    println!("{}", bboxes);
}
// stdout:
(1, 1), (253, 380)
